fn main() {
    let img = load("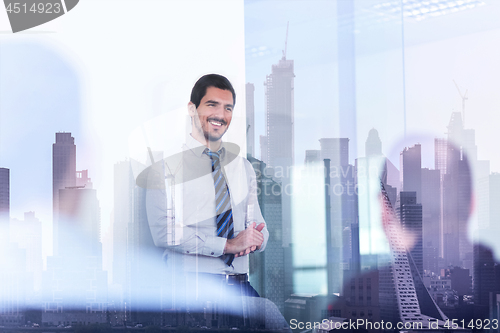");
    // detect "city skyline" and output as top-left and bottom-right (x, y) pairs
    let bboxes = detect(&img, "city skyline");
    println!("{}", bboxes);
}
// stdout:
(0, 106), (497, 266)
(1, 0), (500, 328)
(0, 95), (499, 329)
